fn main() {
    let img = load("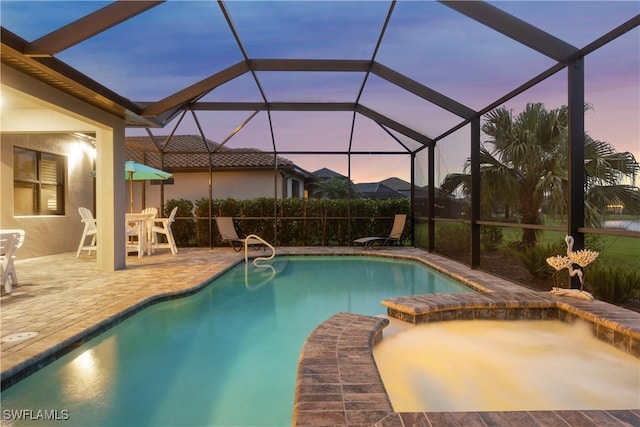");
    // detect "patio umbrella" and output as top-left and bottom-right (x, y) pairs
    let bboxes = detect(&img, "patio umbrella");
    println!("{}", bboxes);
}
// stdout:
(125, 160), (172, 213)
